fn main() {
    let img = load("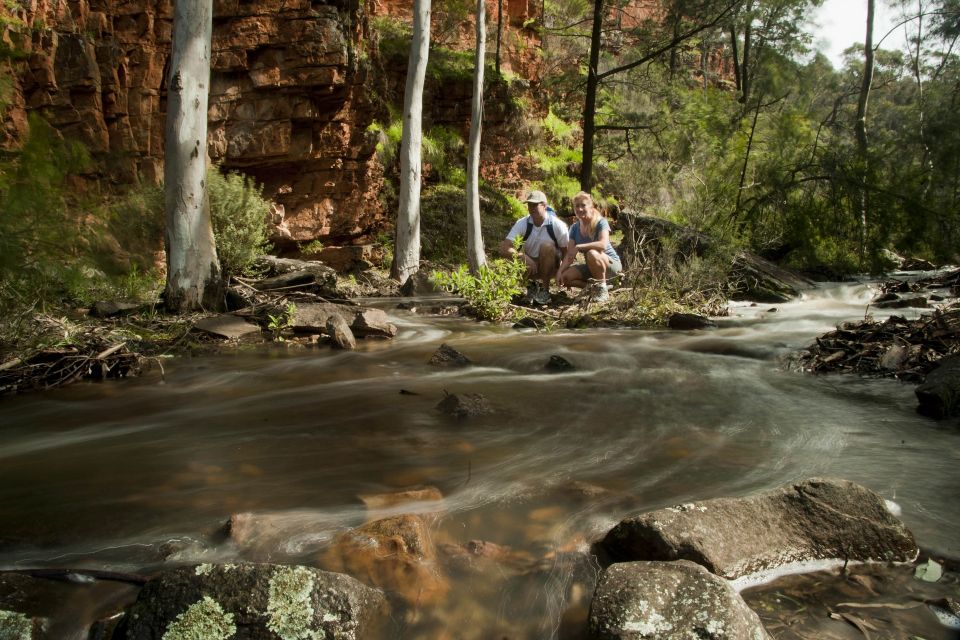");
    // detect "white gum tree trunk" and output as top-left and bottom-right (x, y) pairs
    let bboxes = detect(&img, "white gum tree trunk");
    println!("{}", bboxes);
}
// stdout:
(392, 0), (431, 285)
(466, 0), (487, 274)
(163, 0), (223, 312)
